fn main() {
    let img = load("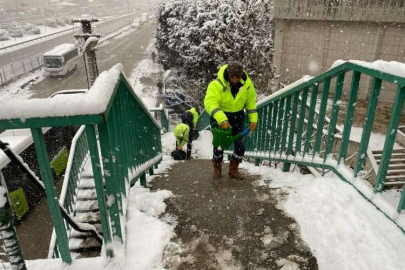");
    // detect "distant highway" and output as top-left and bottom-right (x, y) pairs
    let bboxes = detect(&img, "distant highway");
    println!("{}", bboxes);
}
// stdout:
(0, 13), (141, 66)
(28, 22), (156, 98)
